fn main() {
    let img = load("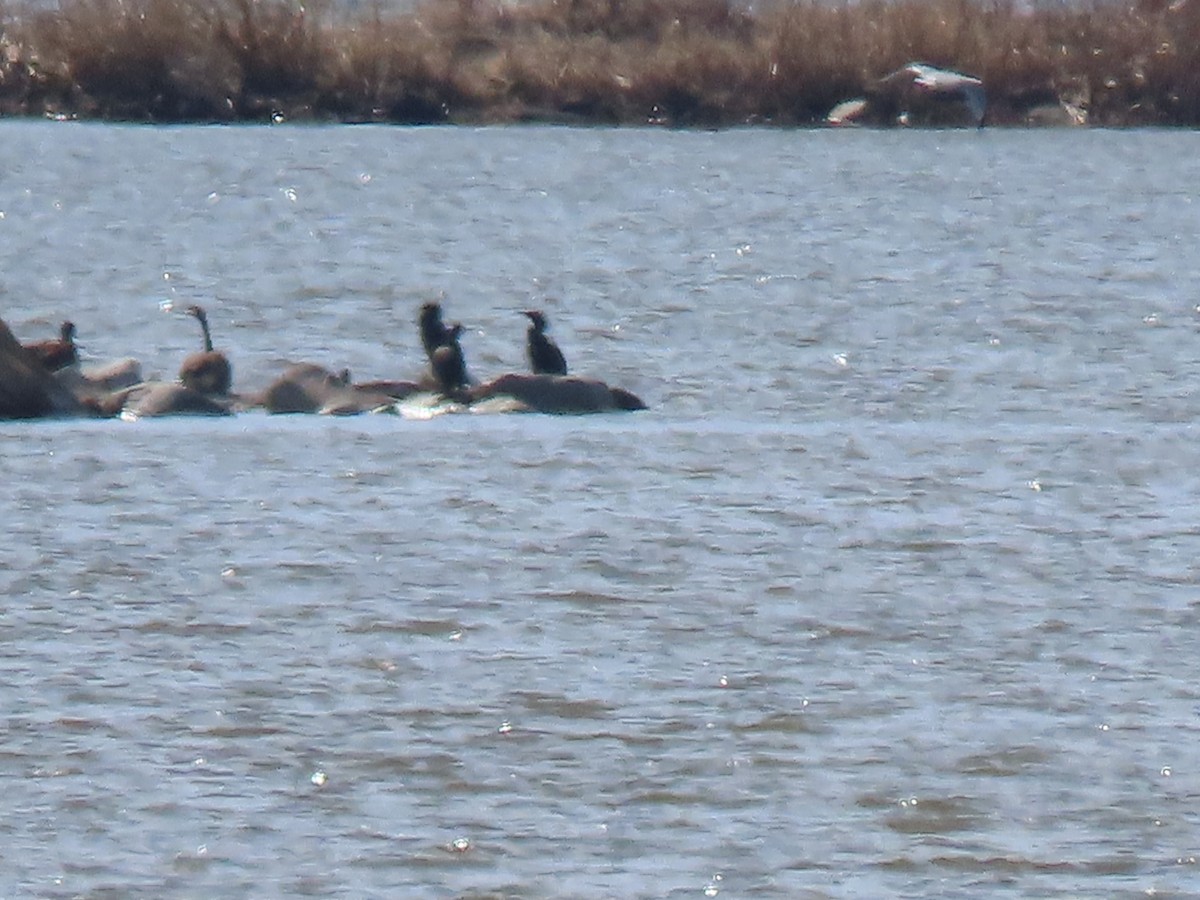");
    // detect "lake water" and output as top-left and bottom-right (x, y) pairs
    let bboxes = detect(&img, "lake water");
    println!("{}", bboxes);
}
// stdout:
(2, 122), (1200, 898)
